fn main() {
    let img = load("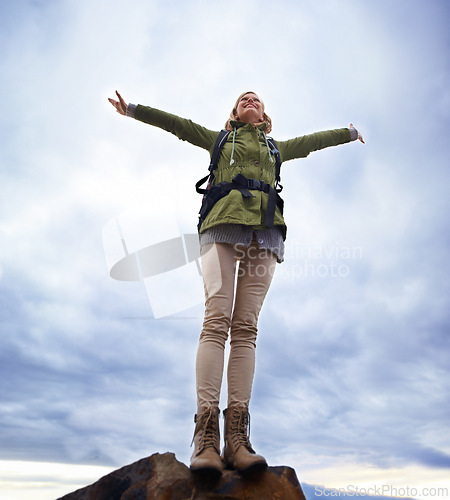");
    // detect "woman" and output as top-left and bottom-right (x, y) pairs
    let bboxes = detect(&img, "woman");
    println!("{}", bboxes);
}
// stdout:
(108, 90), (364, 477)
